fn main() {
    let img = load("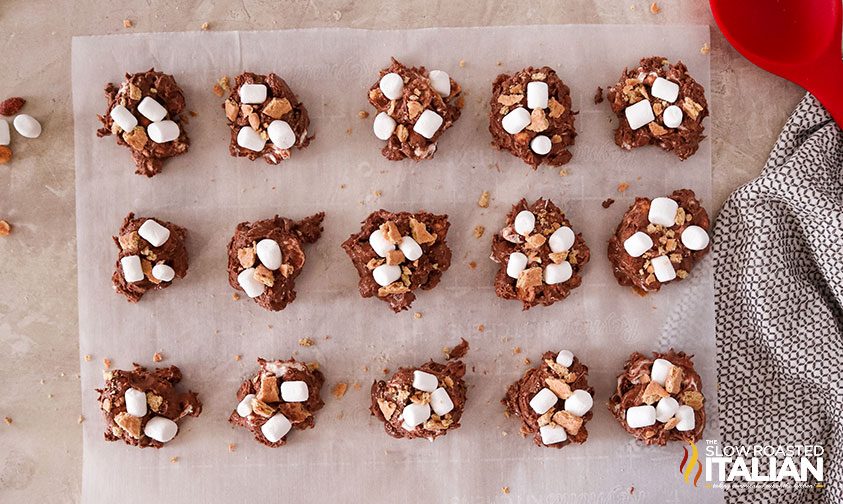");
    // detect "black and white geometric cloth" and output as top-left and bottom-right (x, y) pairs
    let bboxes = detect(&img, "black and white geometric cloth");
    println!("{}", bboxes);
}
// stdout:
(715, 93), (843, 503)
